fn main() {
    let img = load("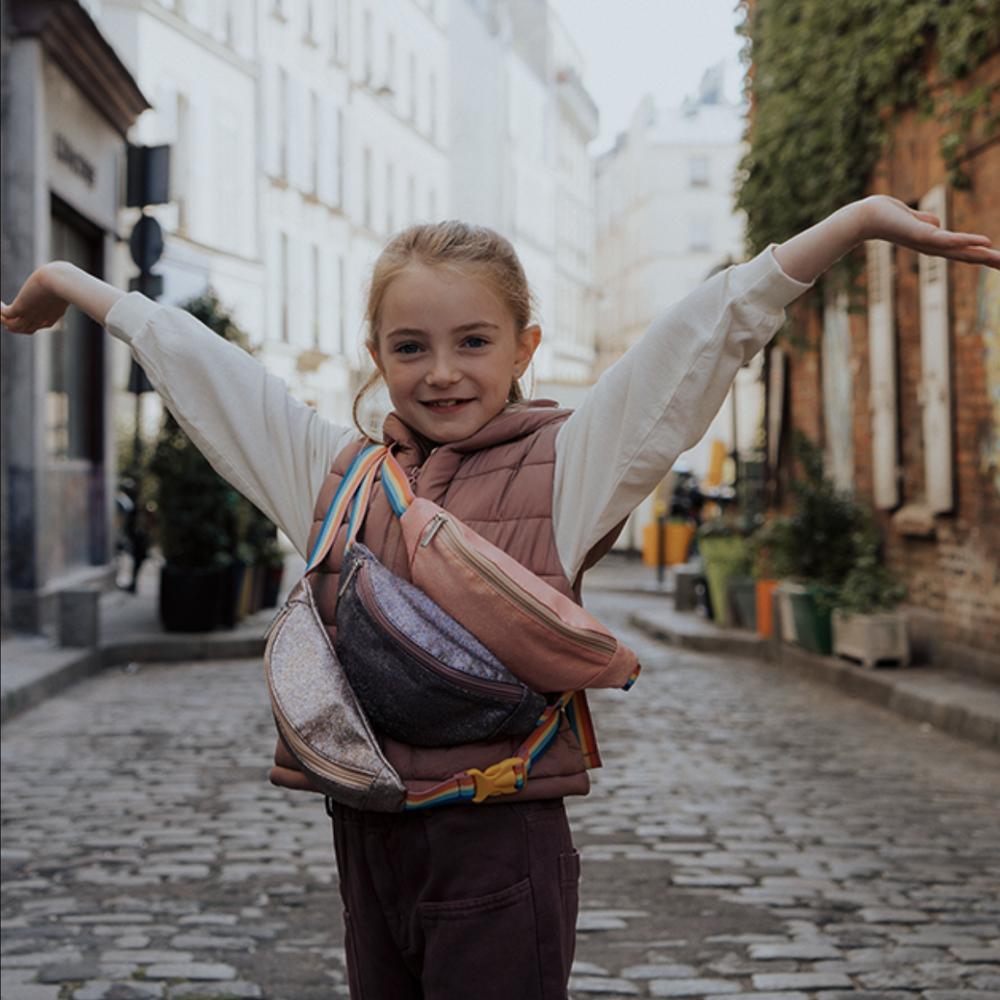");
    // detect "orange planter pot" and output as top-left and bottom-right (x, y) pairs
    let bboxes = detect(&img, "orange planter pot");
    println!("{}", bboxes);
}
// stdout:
(642, 521), (695, 567)
(755, 579), (778, 638)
